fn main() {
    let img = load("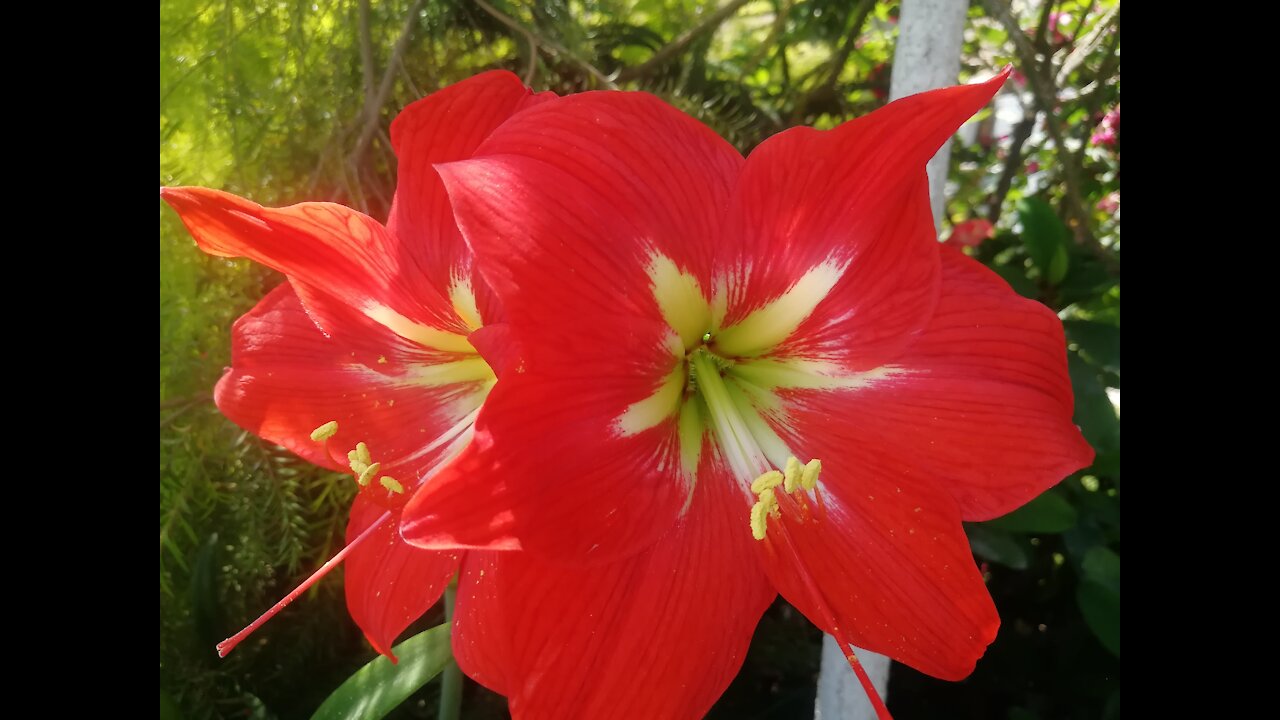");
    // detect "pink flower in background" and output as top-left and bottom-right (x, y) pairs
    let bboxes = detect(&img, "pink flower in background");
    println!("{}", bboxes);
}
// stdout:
(1027, 160), (1041, 174)
(1096, 192), (1120, 214)
(1048, 13), (1073, 45)
(945, 218), (996, 249)
(1091, 105), (1120, 147)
